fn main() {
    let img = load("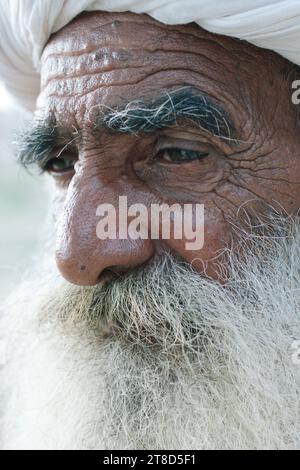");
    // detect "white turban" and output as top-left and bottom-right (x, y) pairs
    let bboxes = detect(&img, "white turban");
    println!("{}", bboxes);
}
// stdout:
(0, 0), (300, 111)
